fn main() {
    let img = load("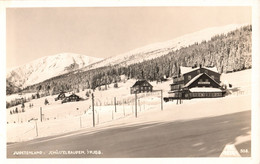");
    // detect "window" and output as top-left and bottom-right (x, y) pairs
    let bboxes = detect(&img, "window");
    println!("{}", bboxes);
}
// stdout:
(197, 70), (201, 74)
(205, 79), (209, 82)
(188, 75), (191, 80)
(205, 70), (208, 73)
